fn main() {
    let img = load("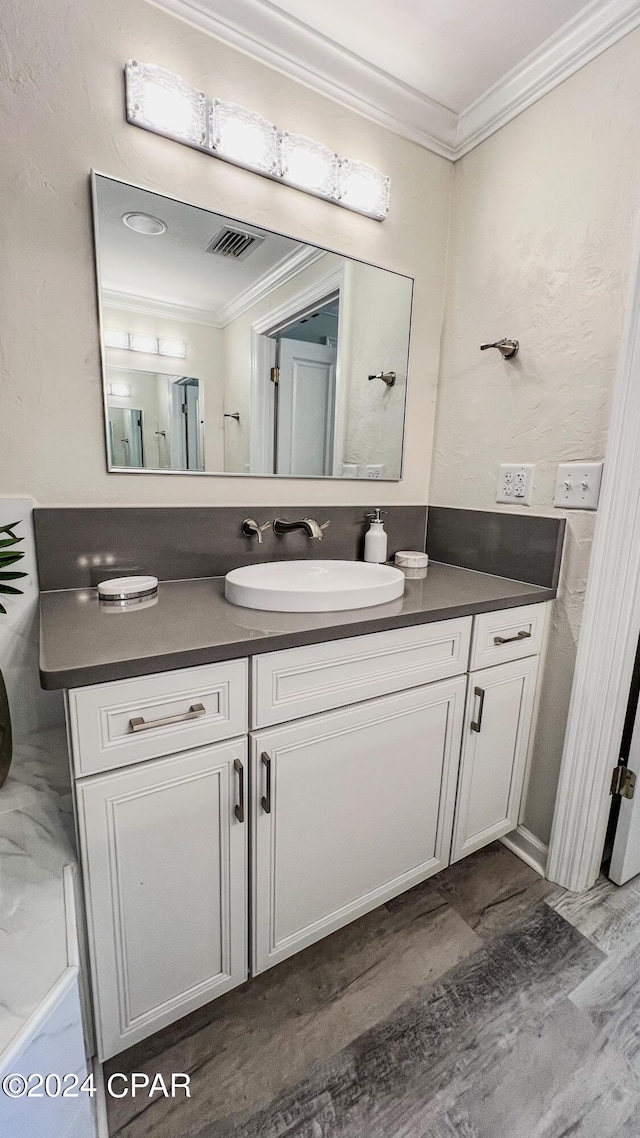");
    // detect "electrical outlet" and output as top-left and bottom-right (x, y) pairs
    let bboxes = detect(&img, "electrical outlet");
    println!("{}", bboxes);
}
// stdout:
(496, 464), (534, 505)
(554, 462), (603, 510)
(364, 464), (385, 479)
